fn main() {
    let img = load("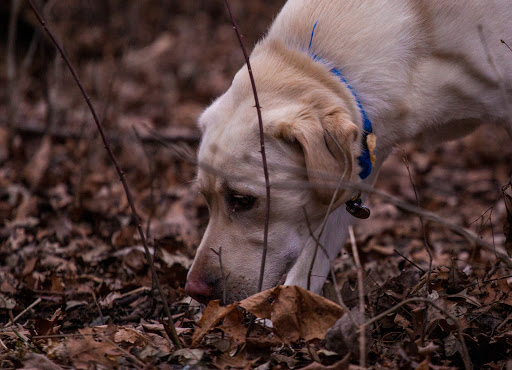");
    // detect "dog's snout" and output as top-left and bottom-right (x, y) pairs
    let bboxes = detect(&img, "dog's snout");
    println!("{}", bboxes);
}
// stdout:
(185, 279), (213, 304)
